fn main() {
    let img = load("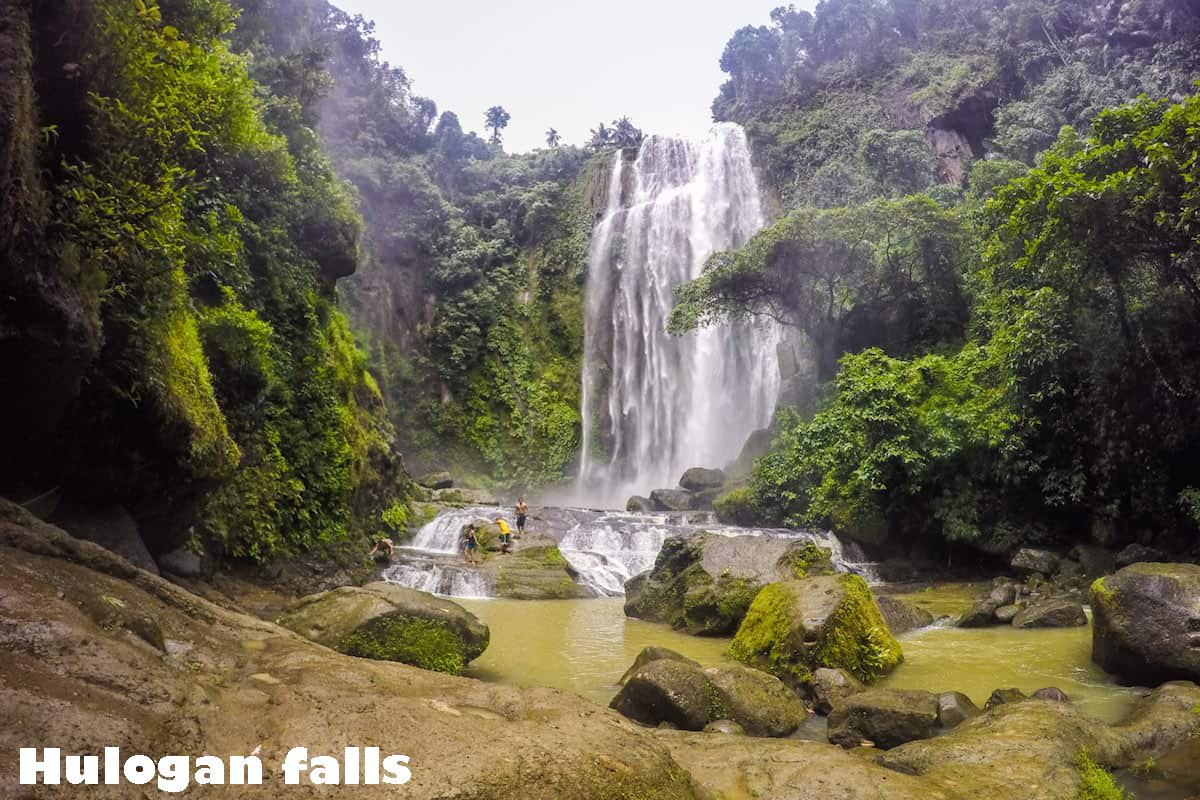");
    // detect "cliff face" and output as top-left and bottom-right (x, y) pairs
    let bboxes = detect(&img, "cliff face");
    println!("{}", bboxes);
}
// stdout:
(0, 0), (101, 495)
(0, 0), (407, 562)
